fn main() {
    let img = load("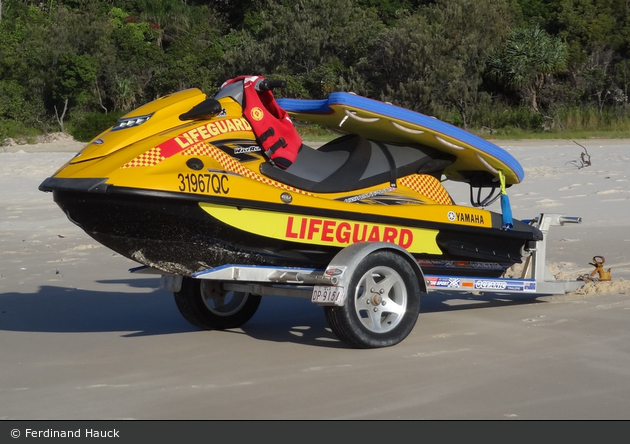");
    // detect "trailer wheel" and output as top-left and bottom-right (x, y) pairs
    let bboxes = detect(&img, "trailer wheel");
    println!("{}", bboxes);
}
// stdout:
(174, 277), (261, 330)
(324, 250), (421, 348)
